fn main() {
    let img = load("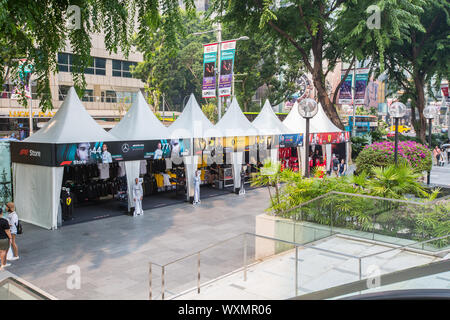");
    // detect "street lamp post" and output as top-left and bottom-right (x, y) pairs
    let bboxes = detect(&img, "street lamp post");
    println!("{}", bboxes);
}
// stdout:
(298, 99), (319, 178)
(192, 27), (249, 120)
(388, 102), (407, 166)
(424, 105), (438, 184)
